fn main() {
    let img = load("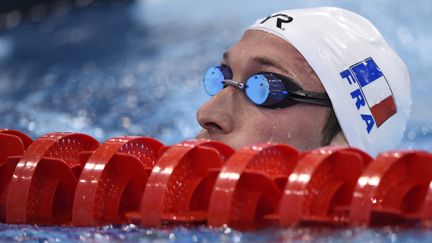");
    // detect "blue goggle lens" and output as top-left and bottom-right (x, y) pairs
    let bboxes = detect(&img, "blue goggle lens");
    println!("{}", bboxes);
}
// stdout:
(245, 73), (289, 107)
(203, 66), (230, 96)
(245, 74), (270, 105)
